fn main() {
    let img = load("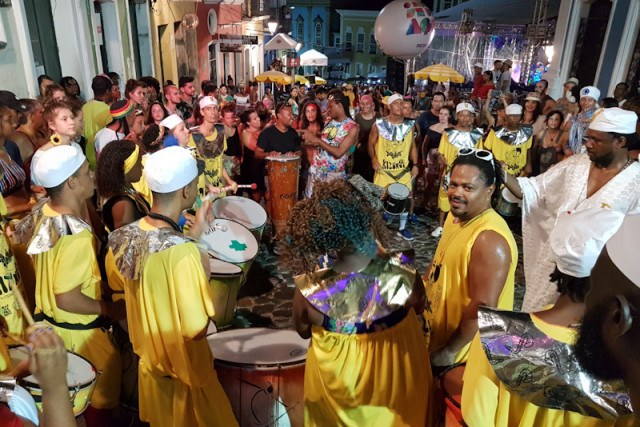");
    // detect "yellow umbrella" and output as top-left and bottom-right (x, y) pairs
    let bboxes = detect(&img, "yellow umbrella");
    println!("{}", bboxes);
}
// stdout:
(314, 76), (327, 84)
(295, 75), (309, 84)
(255, 70), (293, 84)
(414, 64), (465, 83)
